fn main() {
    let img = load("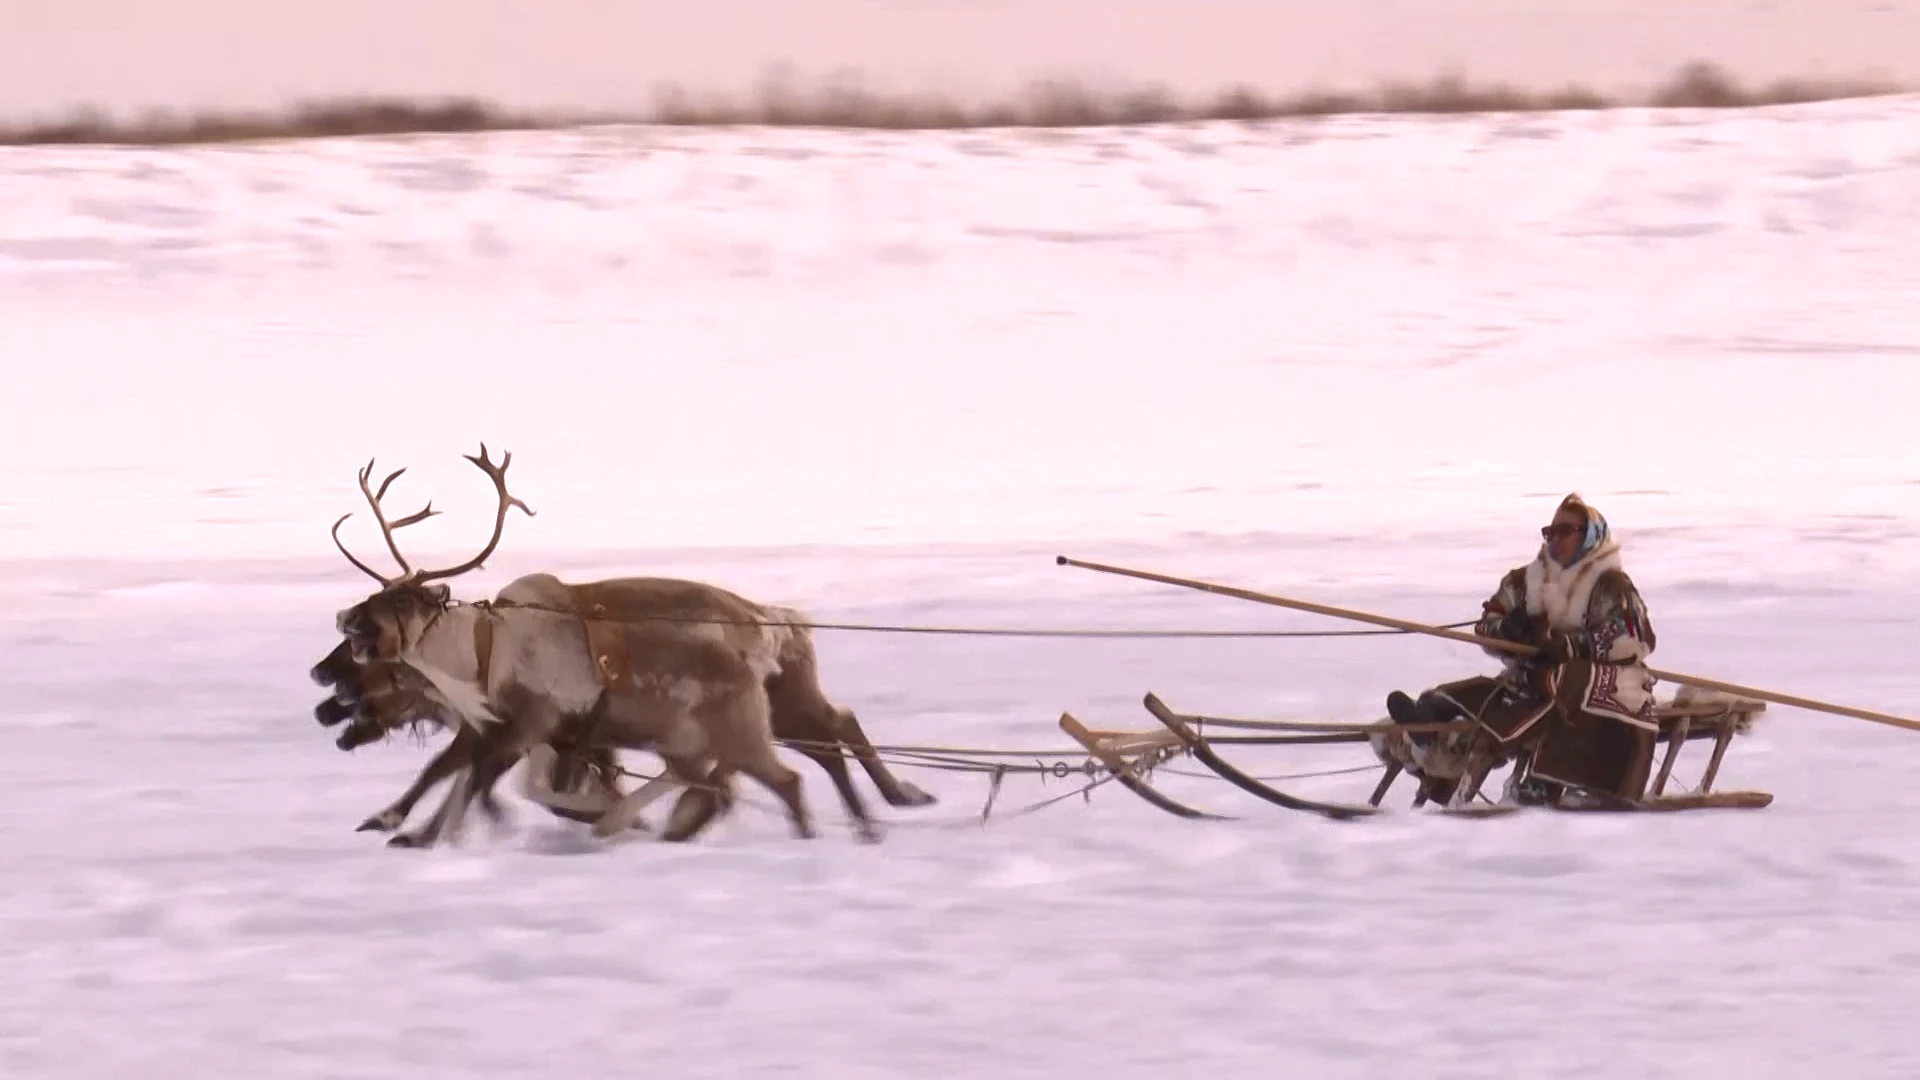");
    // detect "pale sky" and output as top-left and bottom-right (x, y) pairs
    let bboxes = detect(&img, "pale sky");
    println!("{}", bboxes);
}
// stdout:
(5, 0), (1919, 122)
